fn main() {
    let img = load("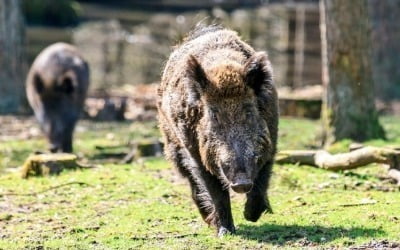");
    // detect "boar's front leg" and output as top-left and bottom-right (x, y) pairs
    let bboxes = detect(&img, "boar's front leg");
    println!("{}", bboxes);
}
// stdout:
(168, 146), (213, 221)
(244, 162), (273, 222)
(172, 147), (235, 236)
(200, 170), (235, 236)
(182, 161), (235, 236)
